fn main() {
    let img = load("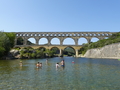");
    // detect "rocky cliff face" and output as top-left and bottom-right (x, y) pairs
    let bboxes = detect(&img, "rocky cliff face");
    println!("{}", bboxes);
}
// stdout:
(7, 49), (20, 59)
(84, 43), (120, 59)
